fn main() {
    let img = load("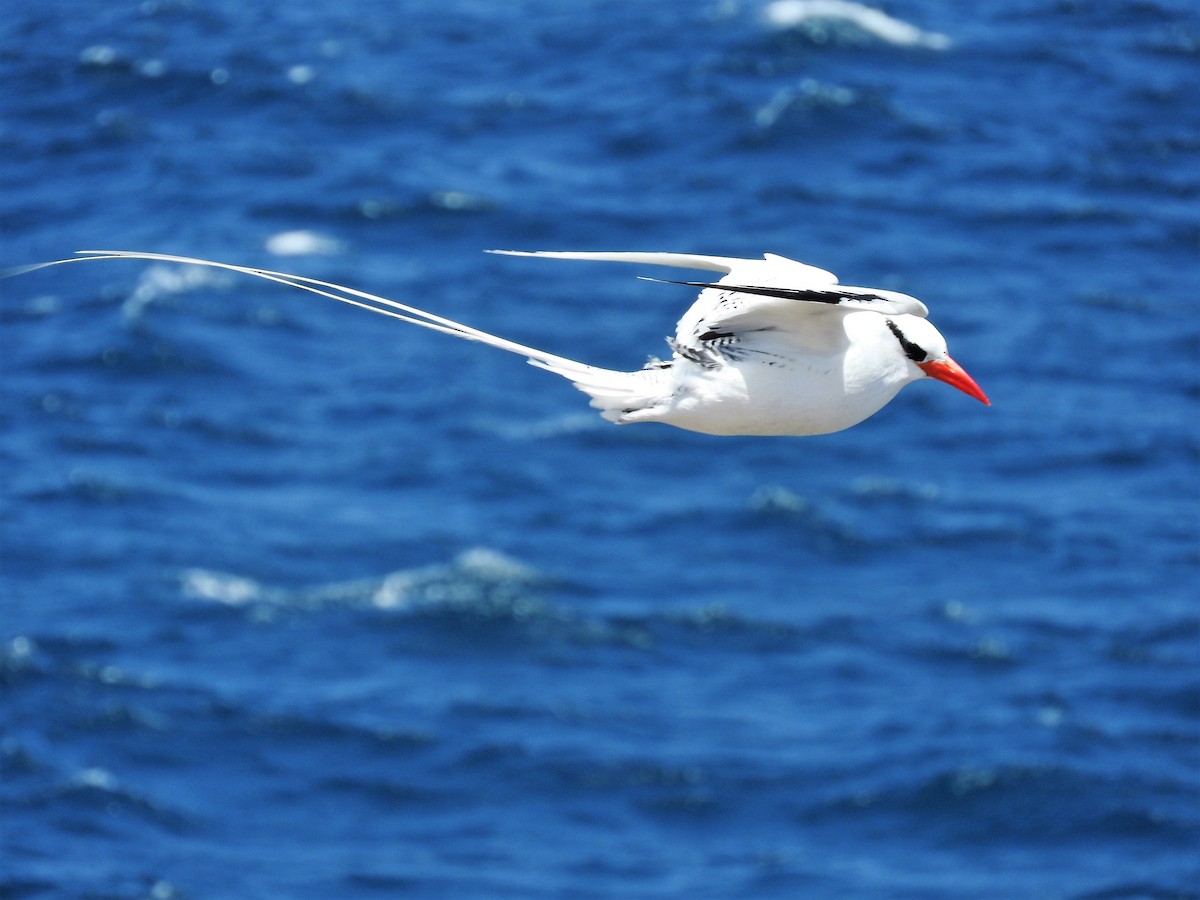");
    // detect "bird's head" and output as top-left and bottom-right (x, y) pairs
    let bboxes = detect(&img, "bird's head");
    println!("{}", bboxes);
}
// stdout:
(885, 315), (990, 405)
